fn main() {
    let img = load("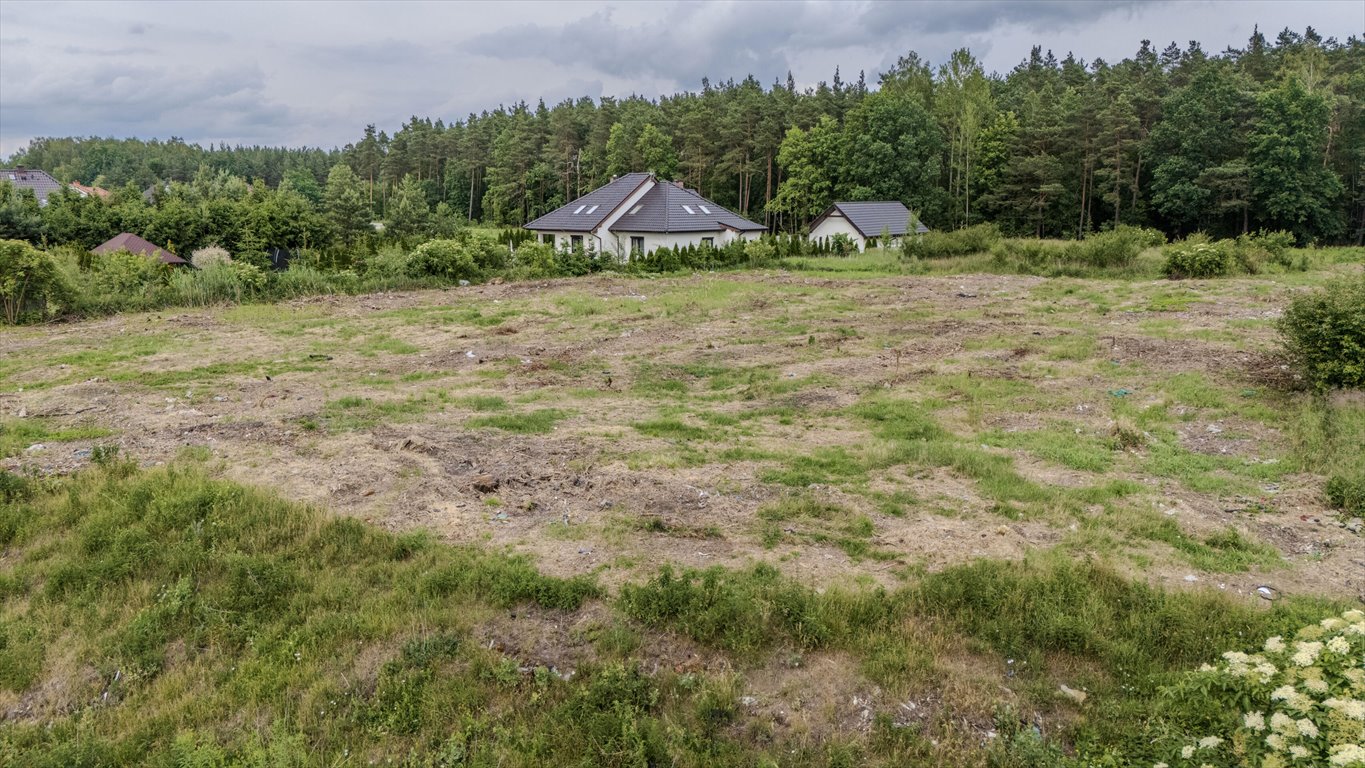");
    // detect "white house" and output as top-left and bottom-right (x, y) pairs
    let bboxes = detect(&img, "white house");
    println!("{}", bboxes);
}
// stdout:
(808, 201), (928, 252)
(524, 172), (766, 259)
